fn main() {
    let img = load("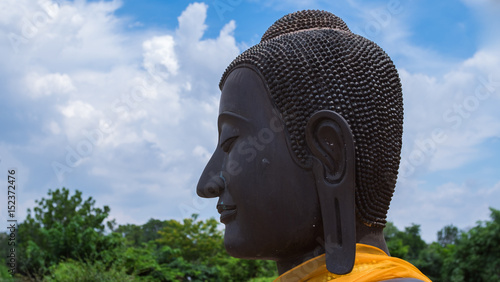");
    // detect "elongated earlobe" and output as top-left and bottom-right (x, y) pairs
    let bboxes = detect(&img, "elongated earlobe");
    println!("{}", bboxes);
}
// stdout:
(305, 110), (356, 275)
